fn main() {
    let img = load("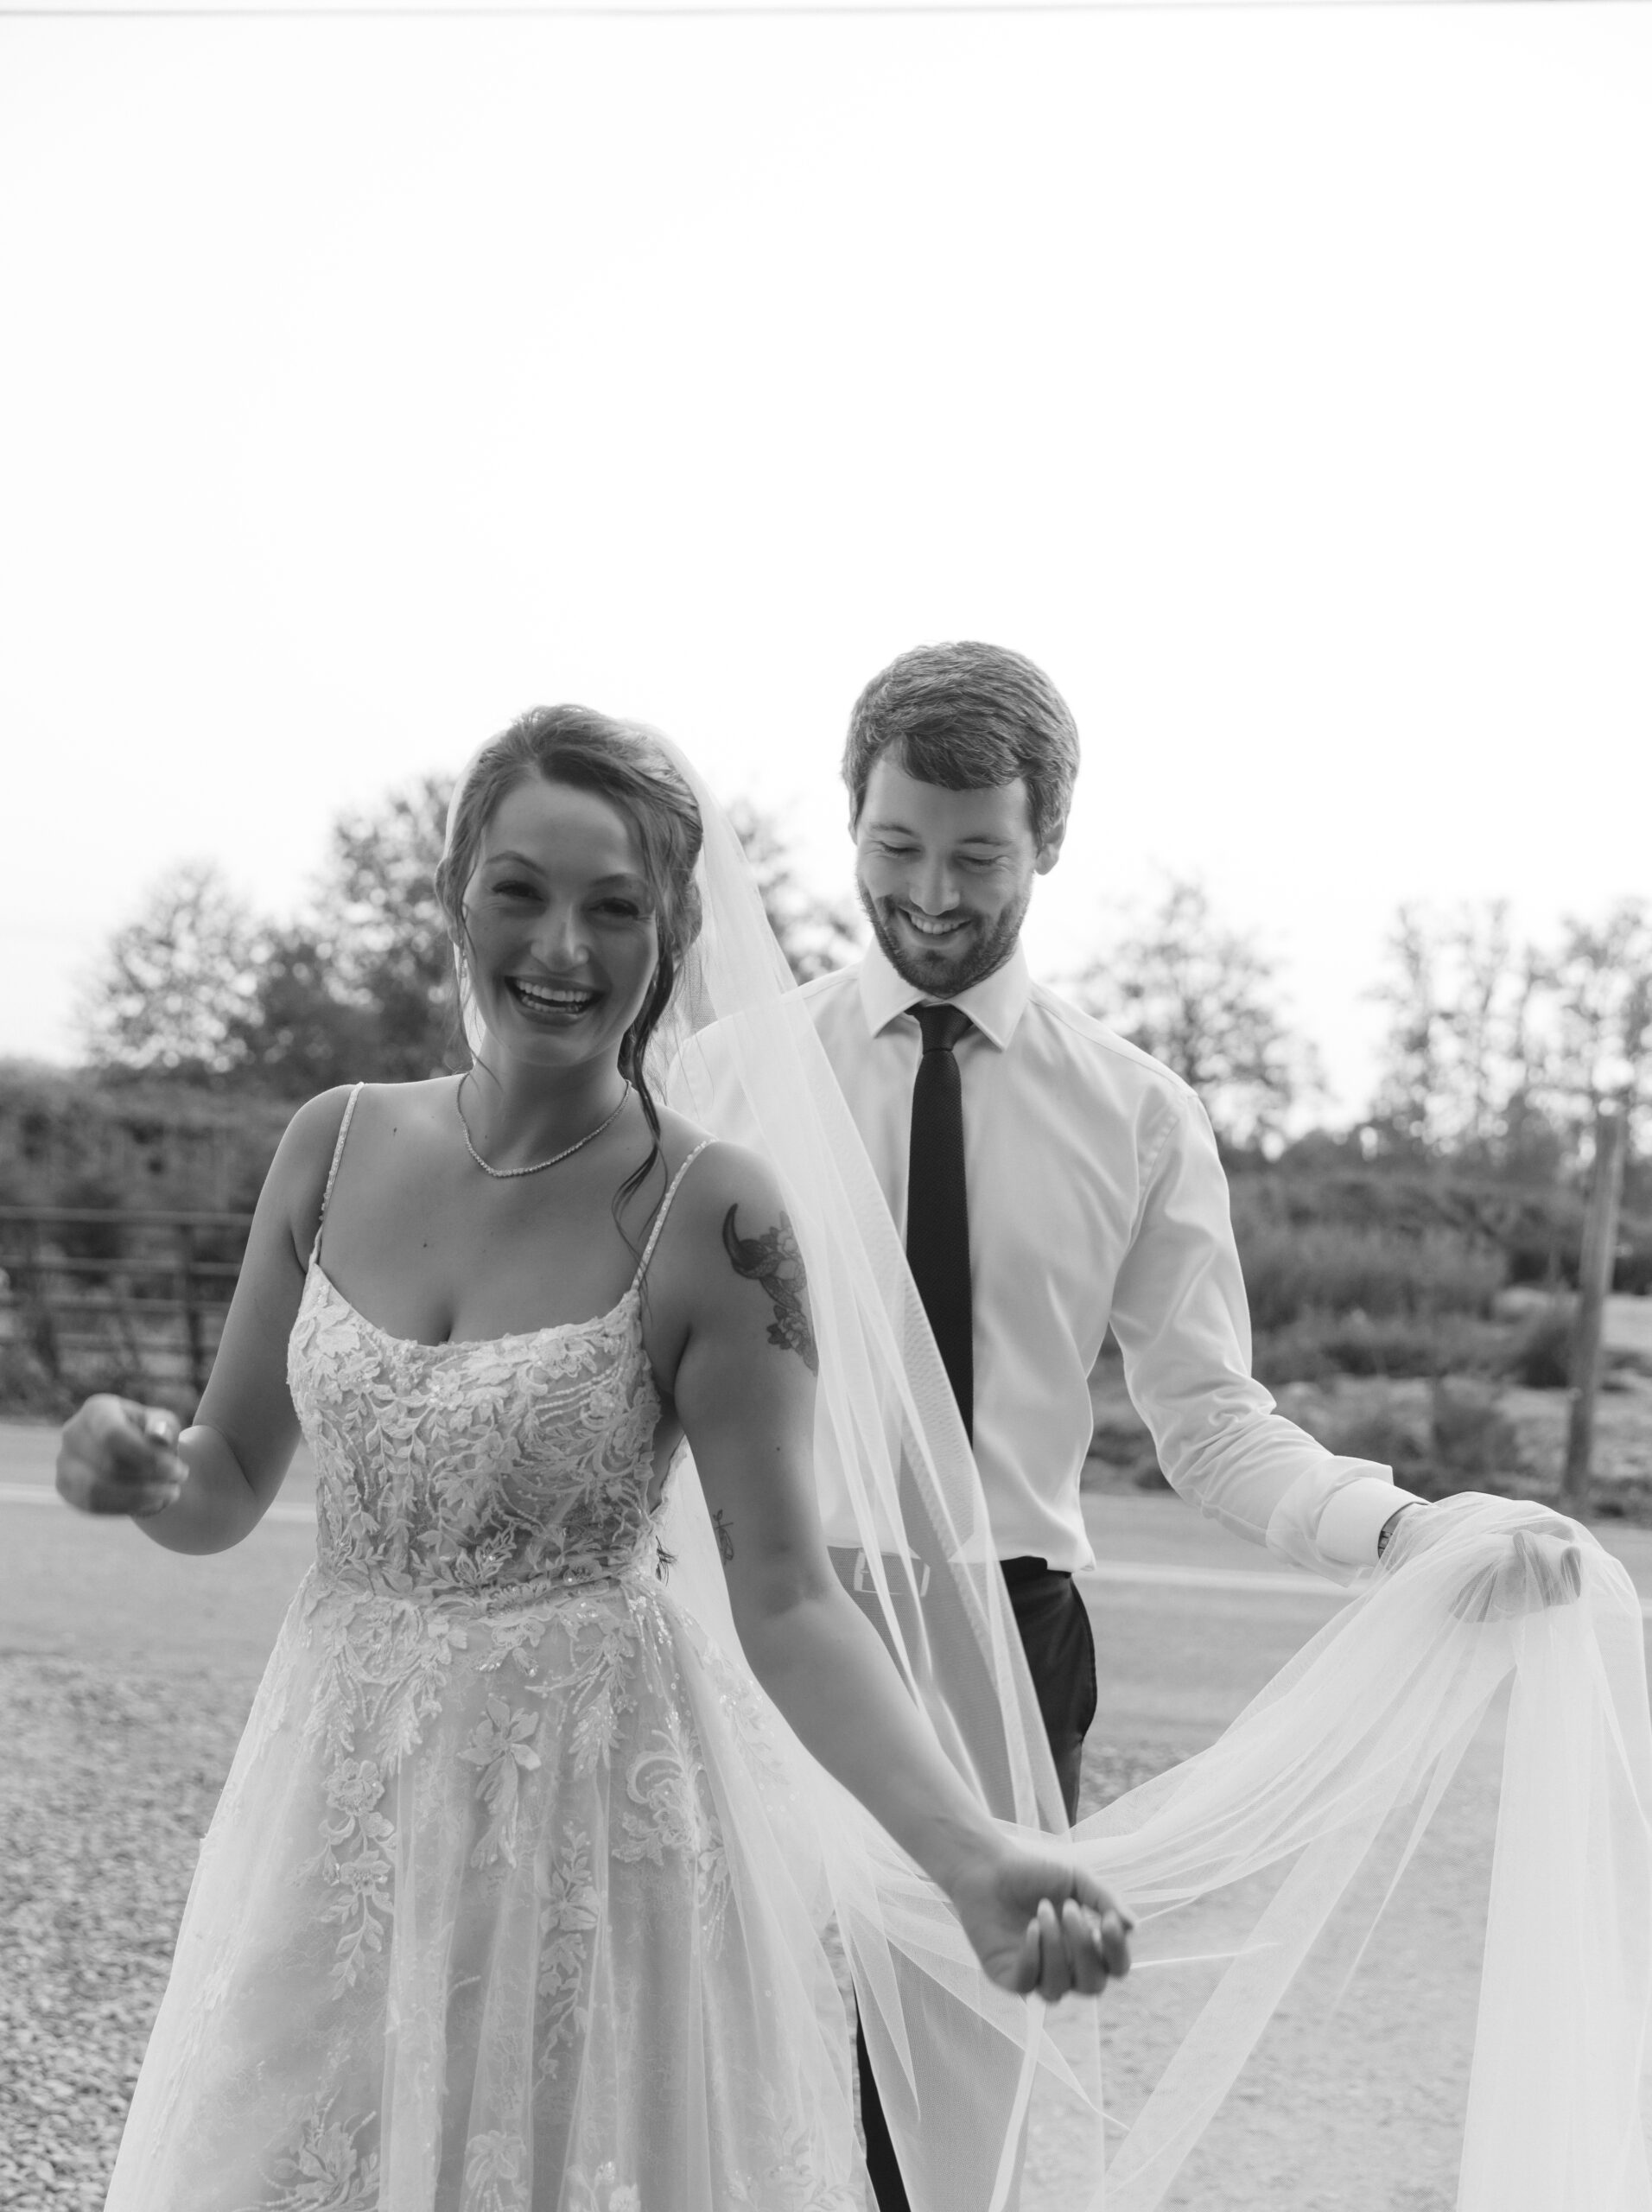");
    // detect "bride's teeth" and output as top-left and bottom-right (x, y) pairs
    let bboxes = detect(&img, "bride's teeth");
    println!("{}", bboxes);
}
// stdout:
(514, 981), (595, 1009)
